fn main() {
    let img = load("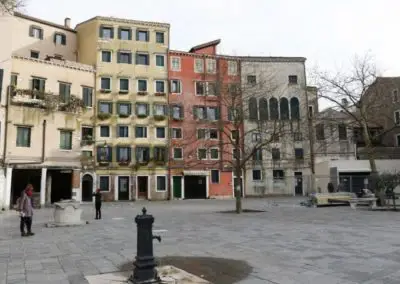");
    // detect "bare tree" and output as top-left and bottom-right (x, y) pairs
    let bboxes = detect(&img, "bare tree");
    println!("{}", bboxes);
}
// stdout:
(0, 0), (25, 13)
